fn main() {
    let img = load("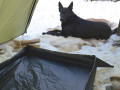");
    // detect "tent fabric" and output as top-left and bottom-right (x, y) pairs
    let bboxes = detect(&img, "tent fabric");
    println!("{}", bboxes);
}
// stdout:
(0, 45), (113, 90)
(0, 0), (38, 44)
